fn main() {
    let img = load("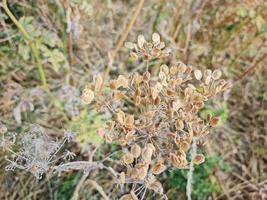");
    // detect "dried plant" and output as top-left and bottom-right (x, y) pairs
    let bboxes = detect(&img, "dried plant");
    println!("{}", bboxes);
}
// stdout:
(2, 33), (228, 199)
(80, 33), (228, 199)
